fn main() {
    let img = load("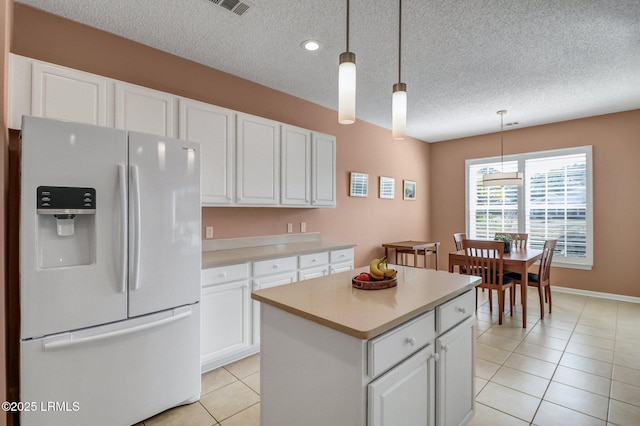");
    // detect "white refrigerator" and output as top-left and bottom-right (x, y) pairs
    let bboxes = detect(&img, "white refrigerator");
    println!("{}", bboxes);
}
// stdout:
(19, 116), (201, 426)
